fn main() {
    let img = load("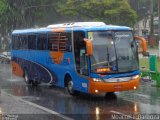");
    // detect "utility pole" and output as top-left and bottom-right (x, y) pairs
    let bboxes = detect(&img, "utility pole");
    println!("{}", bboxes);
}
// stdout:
(158, 0), (160, 59)
(150, 0), (154, 47)
(158, 0), (160, 39)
